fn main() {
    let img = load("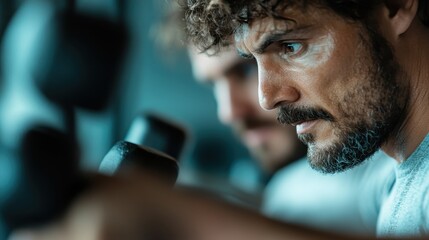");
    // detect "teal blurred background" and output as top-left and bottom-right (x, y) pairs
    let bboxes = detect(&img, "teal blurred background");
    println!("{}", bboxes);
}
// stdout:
(0, 0), (254, 186)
